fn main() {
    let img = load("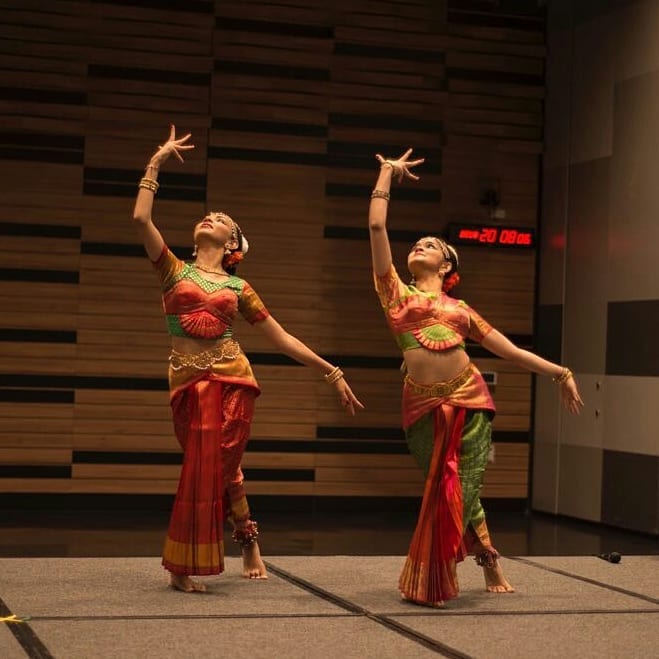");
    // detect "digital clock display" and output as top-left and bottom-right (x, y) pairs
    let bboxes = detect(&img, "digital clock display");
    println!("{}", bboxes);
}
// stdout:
(447, 223), (535, 249)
